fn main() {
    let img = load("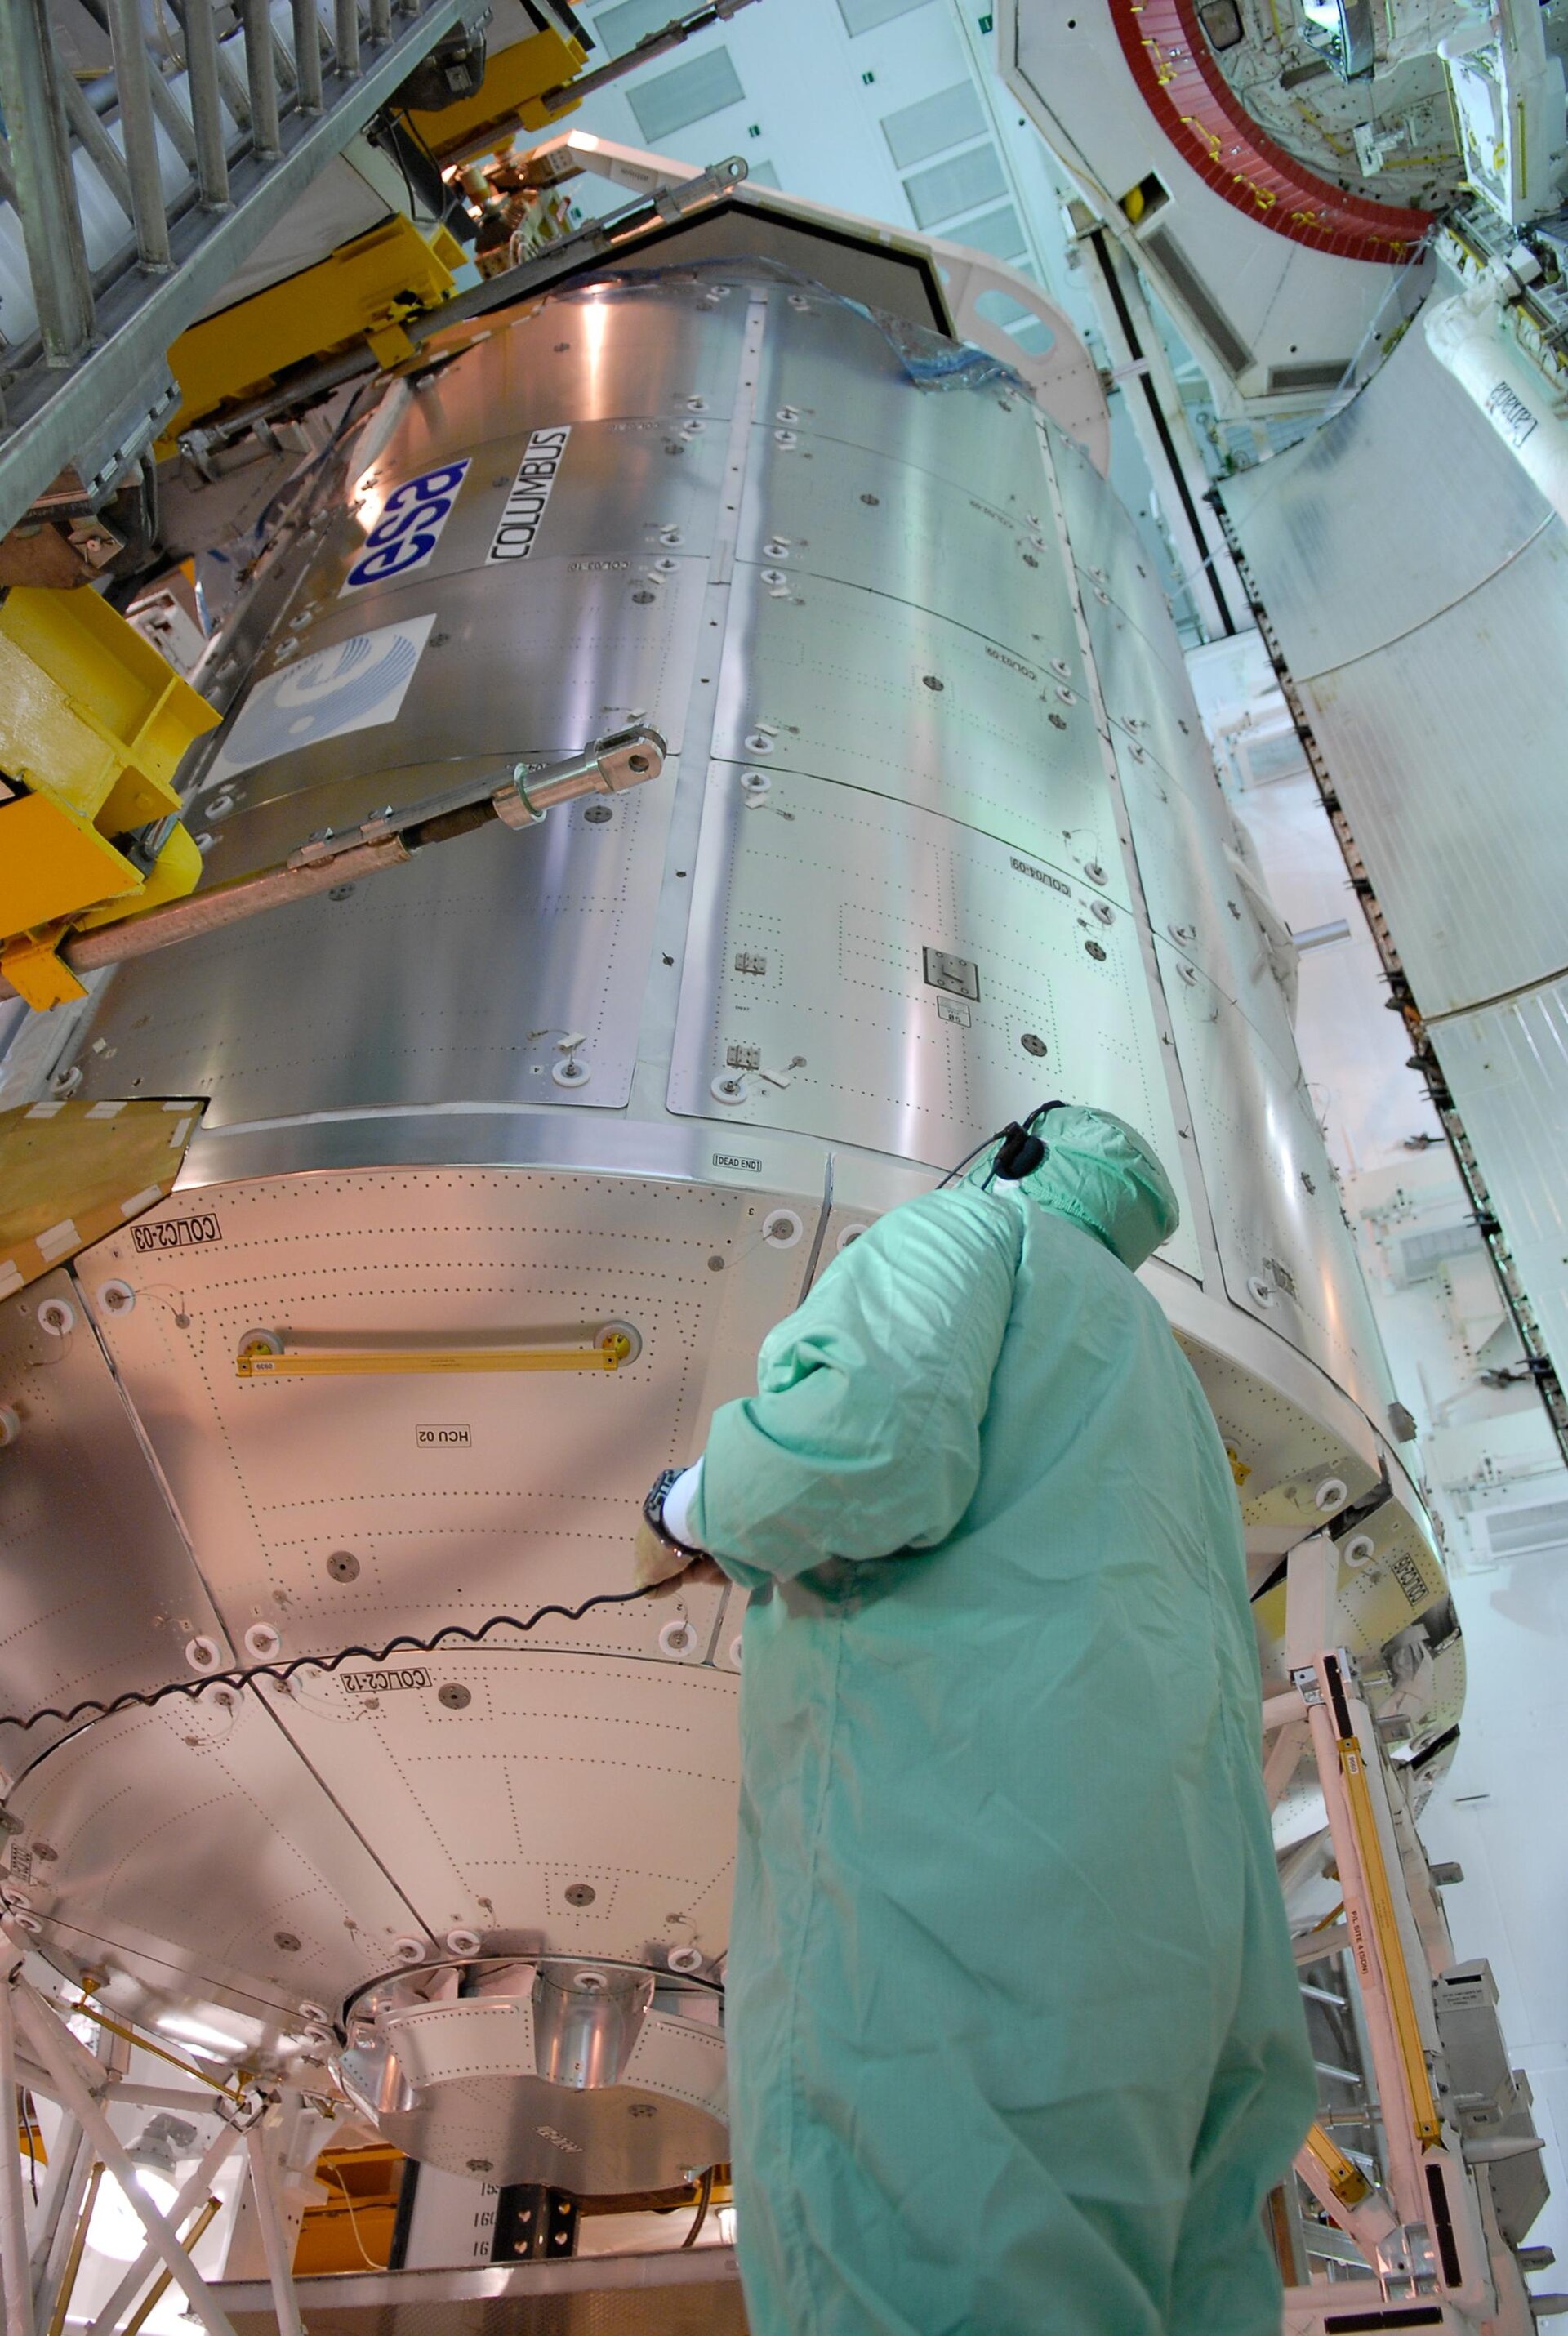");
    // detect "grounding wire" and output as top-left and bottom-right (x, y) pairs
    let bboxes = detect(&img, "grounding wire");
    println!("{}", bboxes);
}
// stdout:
(1, 1588), (665, 1736)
